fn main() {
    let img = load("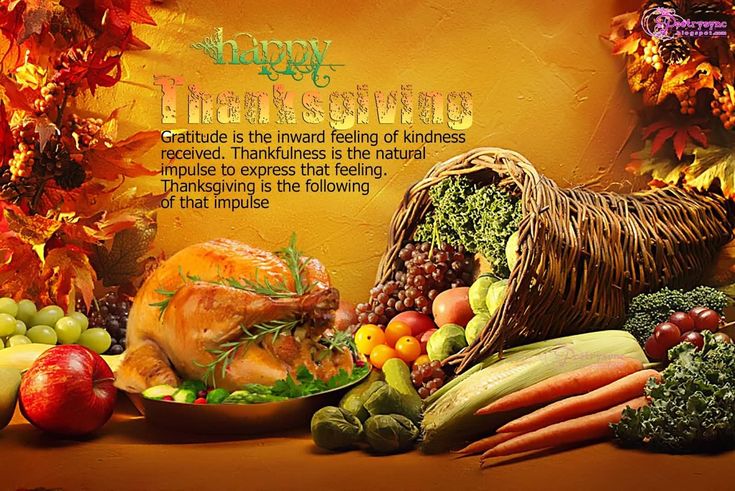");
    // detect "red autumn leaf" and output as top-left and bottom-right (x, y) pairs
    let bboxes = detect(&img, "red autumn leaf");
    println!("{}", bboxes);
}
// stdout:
(643, 120), (709, 160)
(0, 233), (44, 302)
(54, 45), (122, 93)
(63, 0), (155, 50)
(0, 102), (13, 166)
(42, 246), (97, 310)
(0, 0), (25, 42)
(0, 74), (34, 110)
(85, 129), (159, 180)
